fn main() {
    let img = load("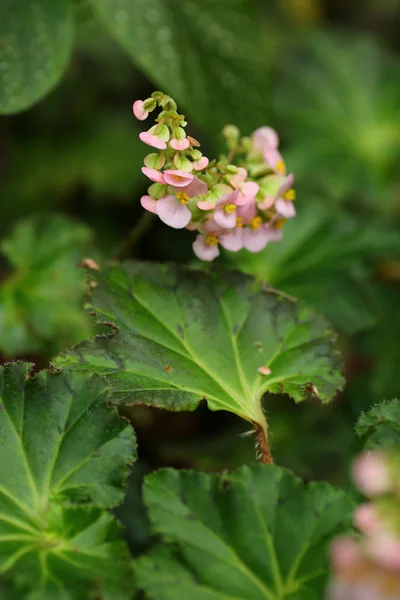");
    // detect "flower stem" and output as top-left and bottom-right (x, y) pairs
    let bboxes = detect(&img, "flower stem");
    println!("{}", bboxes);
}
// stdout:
(112, 211), (155, 260)
(253, 421), (274, 465)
